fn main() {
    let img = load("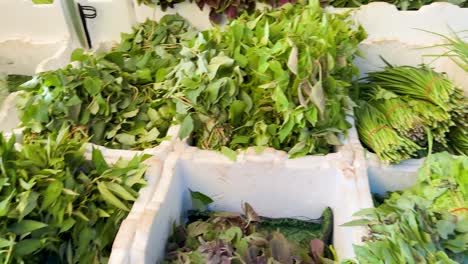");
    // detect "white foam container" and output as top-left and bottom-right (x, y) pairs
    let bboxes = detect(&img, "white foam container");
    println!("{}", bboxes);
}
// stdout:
(0, 0), (75, 75)
(123, 142), (372, 263)
(108, 153), (168, 264)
